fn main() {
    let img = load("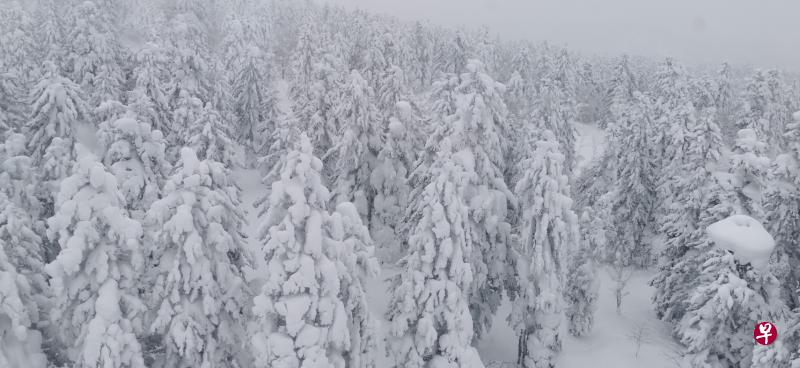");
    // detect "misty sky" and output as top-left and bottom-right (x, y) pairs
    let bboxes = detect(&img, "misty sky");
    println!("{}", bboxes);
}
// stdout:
(319, 0), (799, 71)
